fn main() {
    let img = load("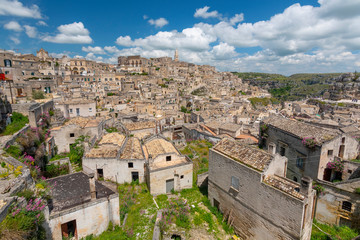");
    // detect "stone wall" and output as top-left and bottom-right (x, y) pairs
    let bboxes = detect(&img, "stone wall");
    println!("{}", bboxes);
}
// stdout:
(315, 179), (360, 229)
(28, 100), (54, 127)
(45, 194), (120, 240)
(208, 149), (314, 240)
(196, 172), (208, 188)
(148, 161), (193, 195)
